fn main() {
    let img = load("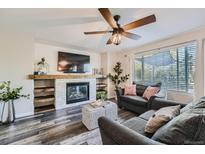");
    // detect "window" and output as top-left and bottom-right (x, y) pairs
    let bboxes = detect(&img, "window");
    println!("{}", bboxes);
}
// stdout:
(134, 42), (197, 93)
